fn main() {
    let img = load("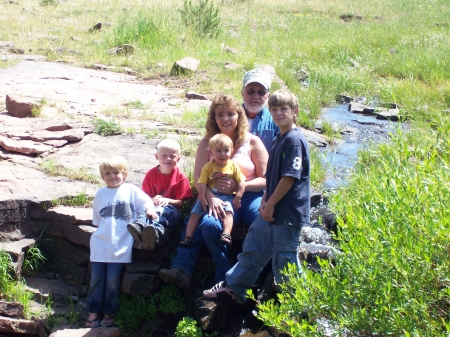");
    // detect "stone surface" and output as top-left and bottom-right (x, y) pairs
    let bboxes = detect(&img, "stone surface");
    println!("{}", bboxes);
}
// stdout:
(186, 91), (209, 100)
(124, 261), (160, 273)
(121, 272), (159, 295)
(0, 316), (46, 337)
(25, 277), (81, 306)
(5, 94), (36, 118)
(46, 206), (93, 225)
(50, 326), (120, 337)
(0, 135), (55, 155)
(171, 57), (200, 74)
(0, 301), (24, 318)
